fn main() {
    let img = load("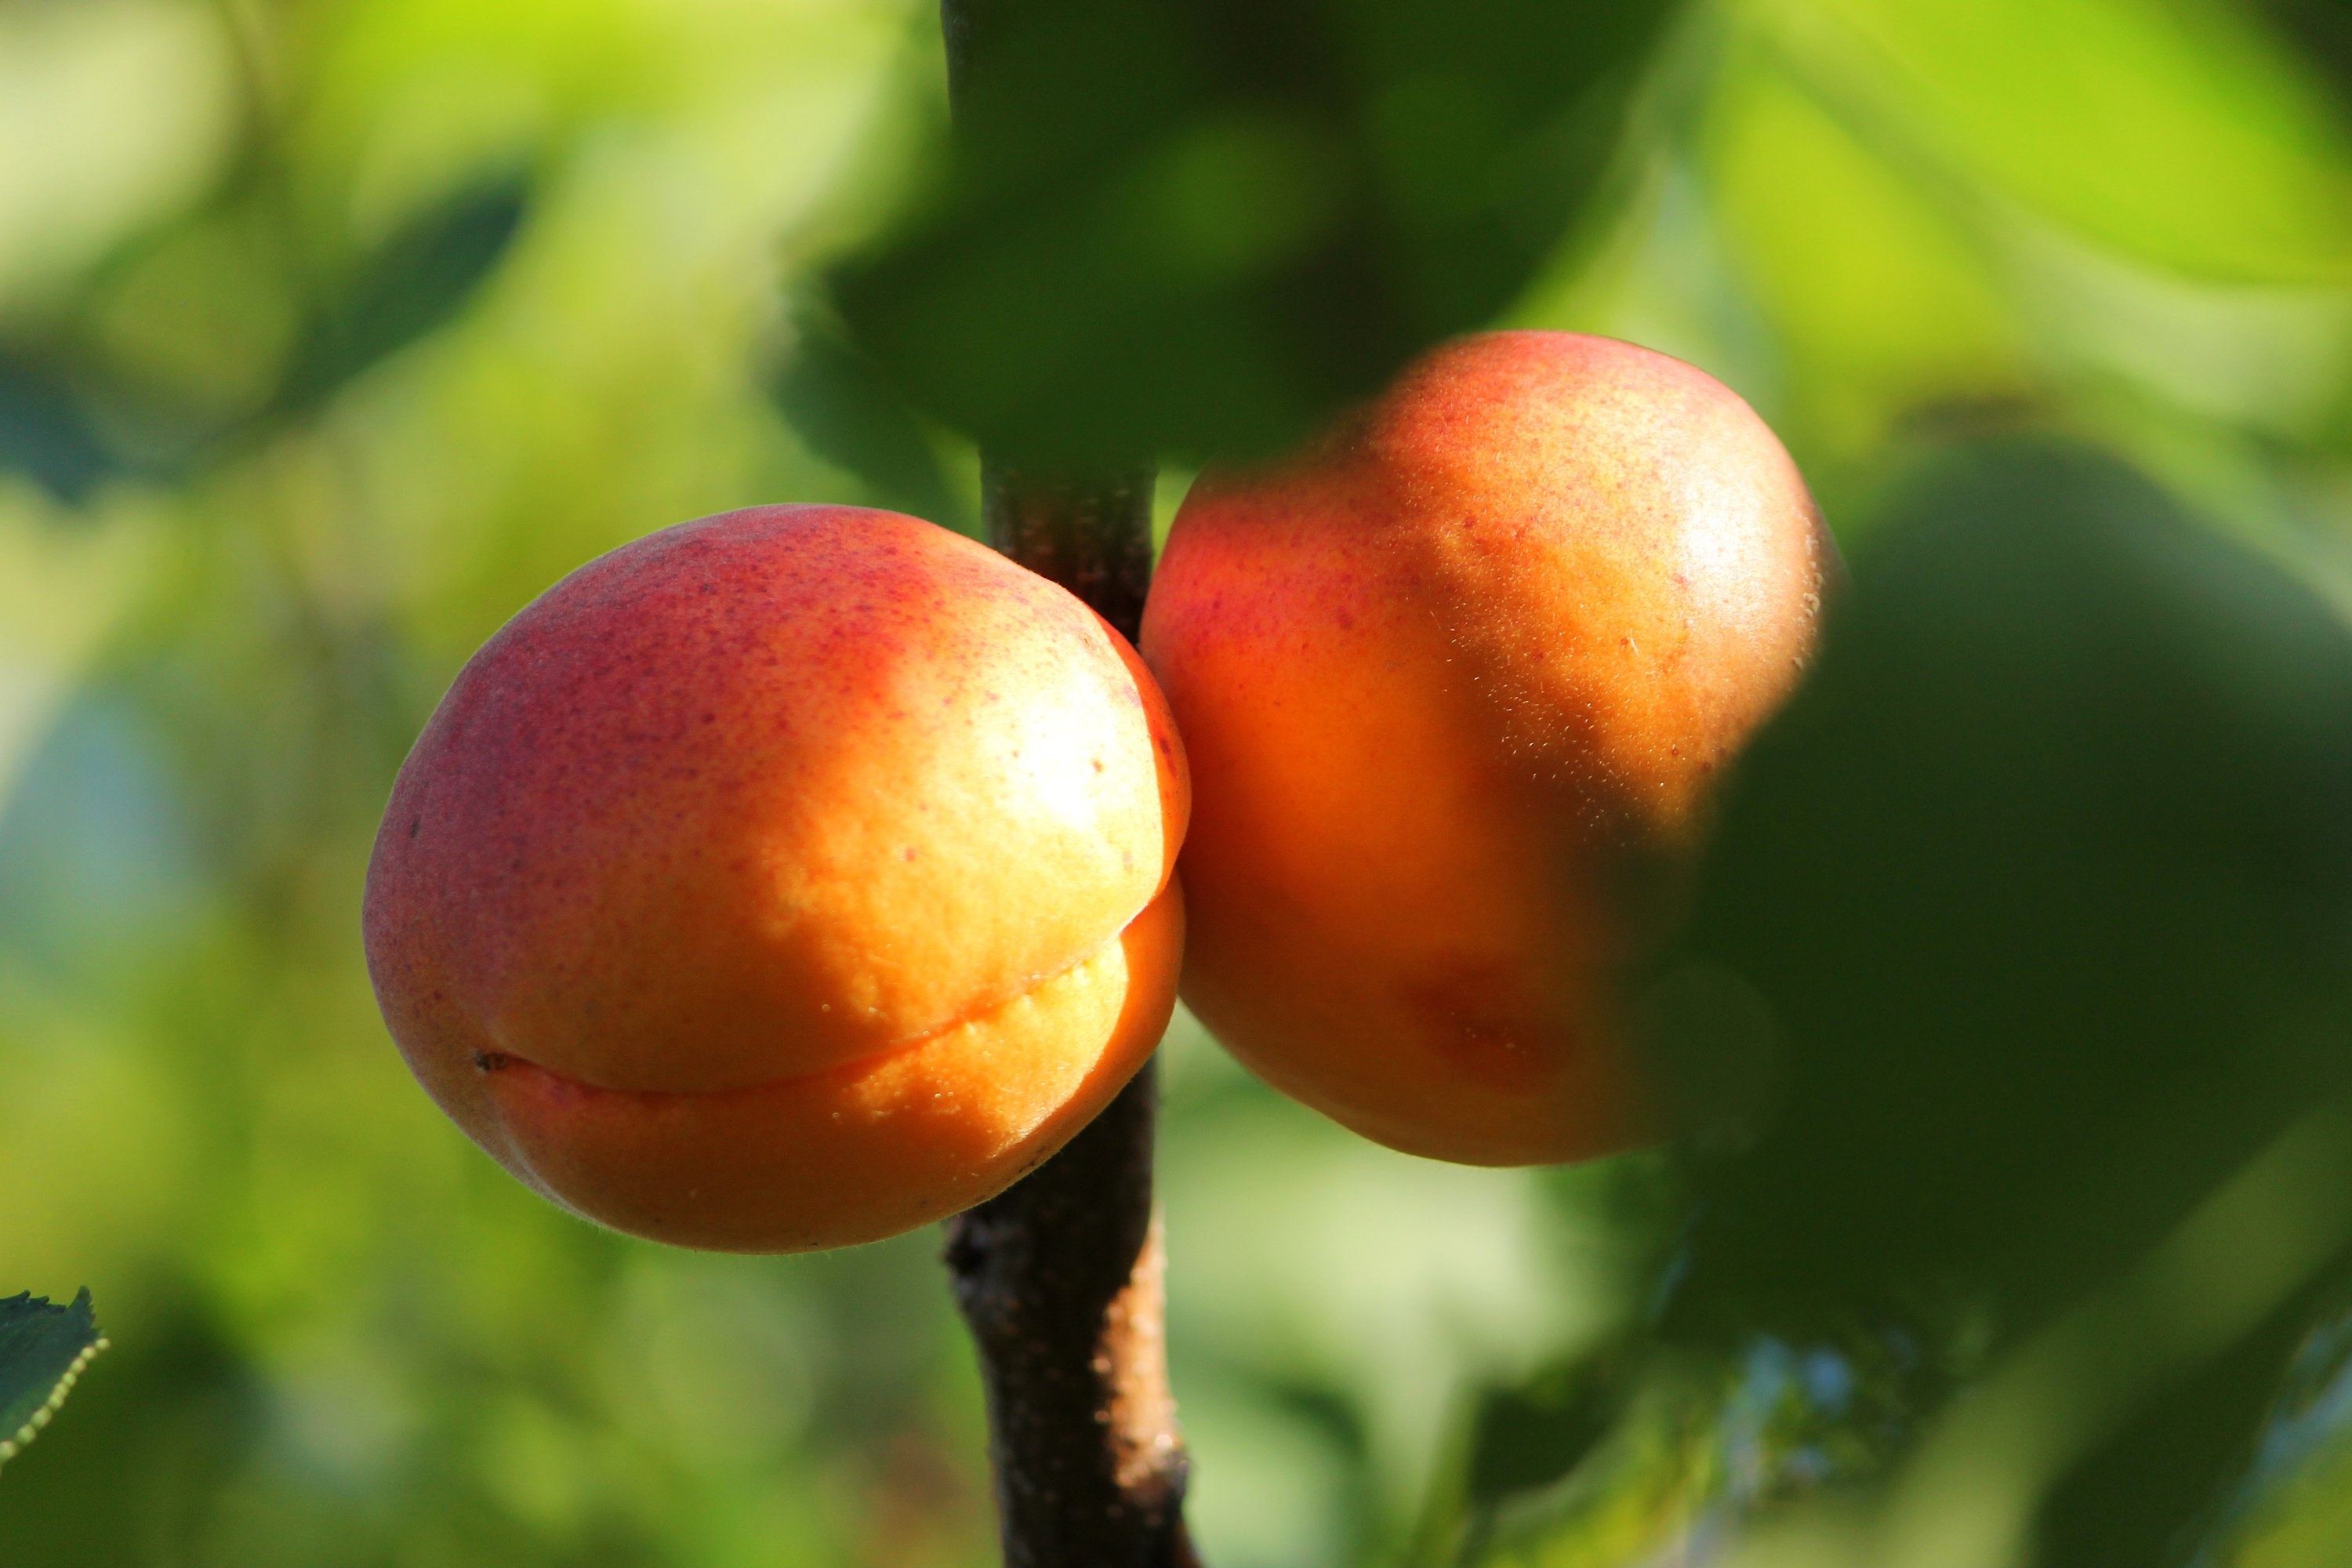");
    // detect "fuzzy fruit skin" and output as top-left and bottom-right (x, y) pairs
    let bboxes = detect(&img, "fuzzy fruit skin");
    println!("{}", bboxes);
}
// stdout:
(364, 504), (1189, 1250)
(1139, 332), (1828, 1166)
